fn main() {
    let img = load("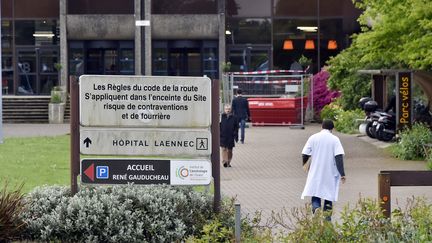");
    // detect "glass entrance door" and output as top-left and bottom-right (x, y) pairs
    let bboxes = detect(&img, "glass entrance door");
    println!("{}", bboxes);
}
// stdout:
(169, 48), (201, 76)
(227, 45), (271, 72)
(16, 47), (59, 95)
